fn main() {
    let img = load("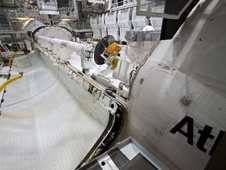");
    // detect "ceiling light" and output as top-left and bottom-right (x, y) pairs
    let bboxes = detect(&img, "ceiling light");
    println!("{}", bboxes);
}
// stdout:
(61, 18), (77, 21)
(15, 17), (35, 21)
